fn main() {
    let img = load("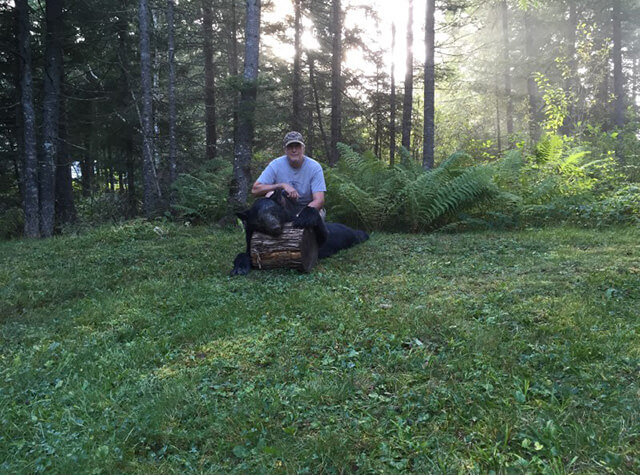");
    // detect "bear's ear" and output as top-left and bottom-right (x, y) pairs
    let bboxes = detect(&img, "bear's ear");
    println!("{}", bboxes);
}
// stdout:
(236, 211), (248, 222)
